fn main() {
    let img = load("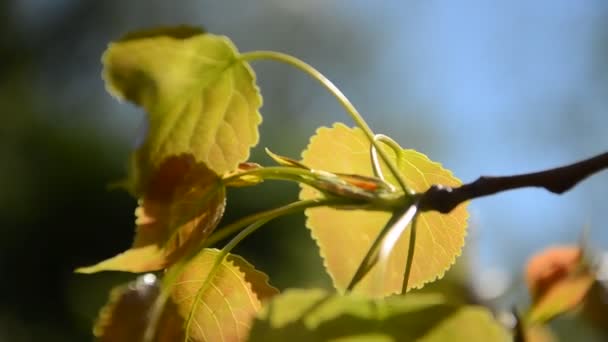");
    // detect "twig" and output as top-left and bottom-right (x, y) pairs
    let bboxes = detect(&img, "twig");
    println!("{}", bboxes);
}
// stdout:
(418, 152), (608, 214)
